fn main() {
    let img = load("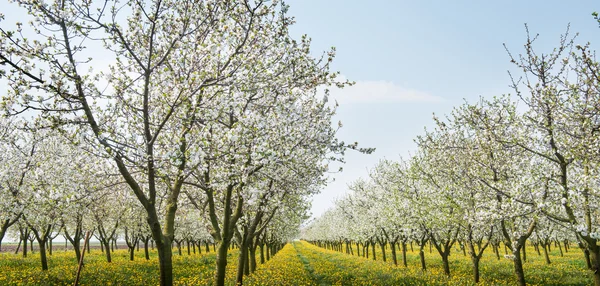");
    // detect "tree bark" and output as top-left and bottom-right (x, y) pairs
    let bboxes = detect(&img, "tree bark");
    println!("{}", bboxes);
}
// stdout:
(144, 237), (150, 260)
(589, 247), (600, 286)
(371, 241), (376, 261)
(215, 240), (231, 286)
(390, 240), (397, 266)
(542, 242), (551, 264)
(419, 248), (426, 271)
(512, 247), (526, 286)
(236, 231), (249, 285)
(103, 240), (112, 262)
(379, 241), (386, 262)
(259, 243), (265, 264)
(38, 238), (49, 270)
(401, 242), (407, 267)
